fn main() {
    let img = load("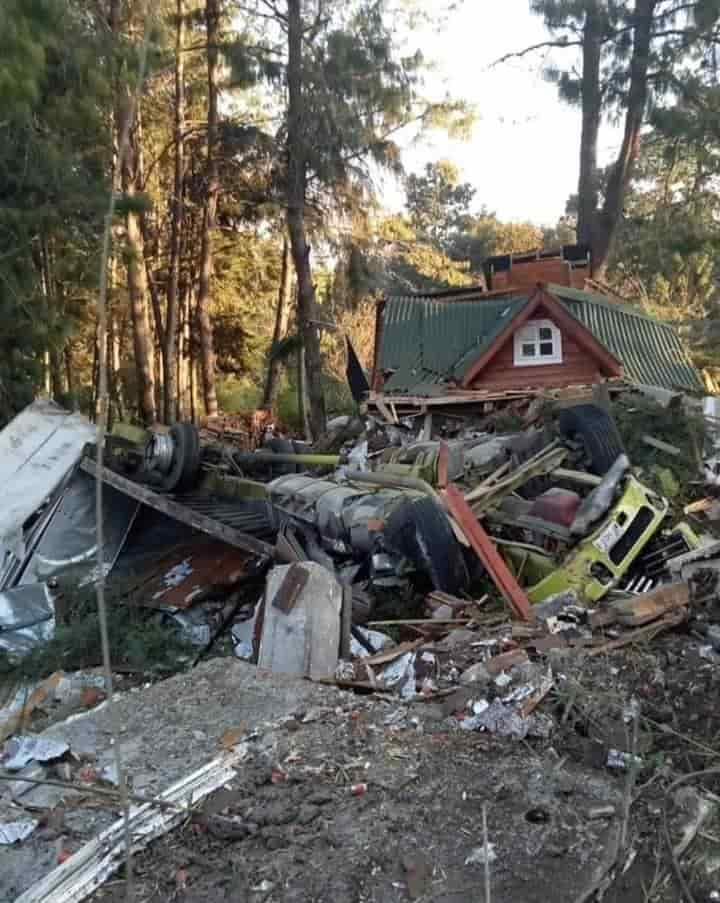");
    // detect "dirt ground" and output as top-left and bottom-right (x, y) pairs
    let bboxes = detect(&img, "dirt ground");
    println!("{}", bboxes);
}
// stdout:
(4, 620), (720, 903)
(84, 627), (720, 903)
